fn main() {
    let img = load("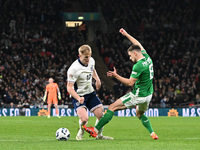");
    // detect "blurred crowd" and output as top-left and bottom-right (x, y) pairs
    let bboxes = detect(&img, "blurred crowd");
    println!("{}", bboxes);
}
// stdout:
(0, 0), (88, 108)
(94, 0), (200, 108)
(0, 0), (200, 108)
